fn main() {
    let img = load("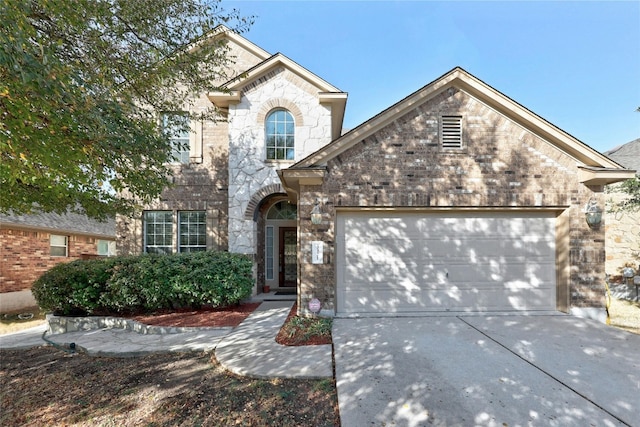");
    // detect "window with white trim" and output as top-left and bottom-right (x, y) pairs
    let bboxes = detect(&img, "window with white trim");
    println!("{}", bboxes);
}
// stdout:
(144, 211), (173, 254)
(50, 235), (68, 257)
(162, 113), (190, 164)
(265, 226), (274, 280)
(265, 109), (295, 160)
(97, 240), (116, 256)
(178, 211), (206, 252)
(440, 115), (463, 149)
